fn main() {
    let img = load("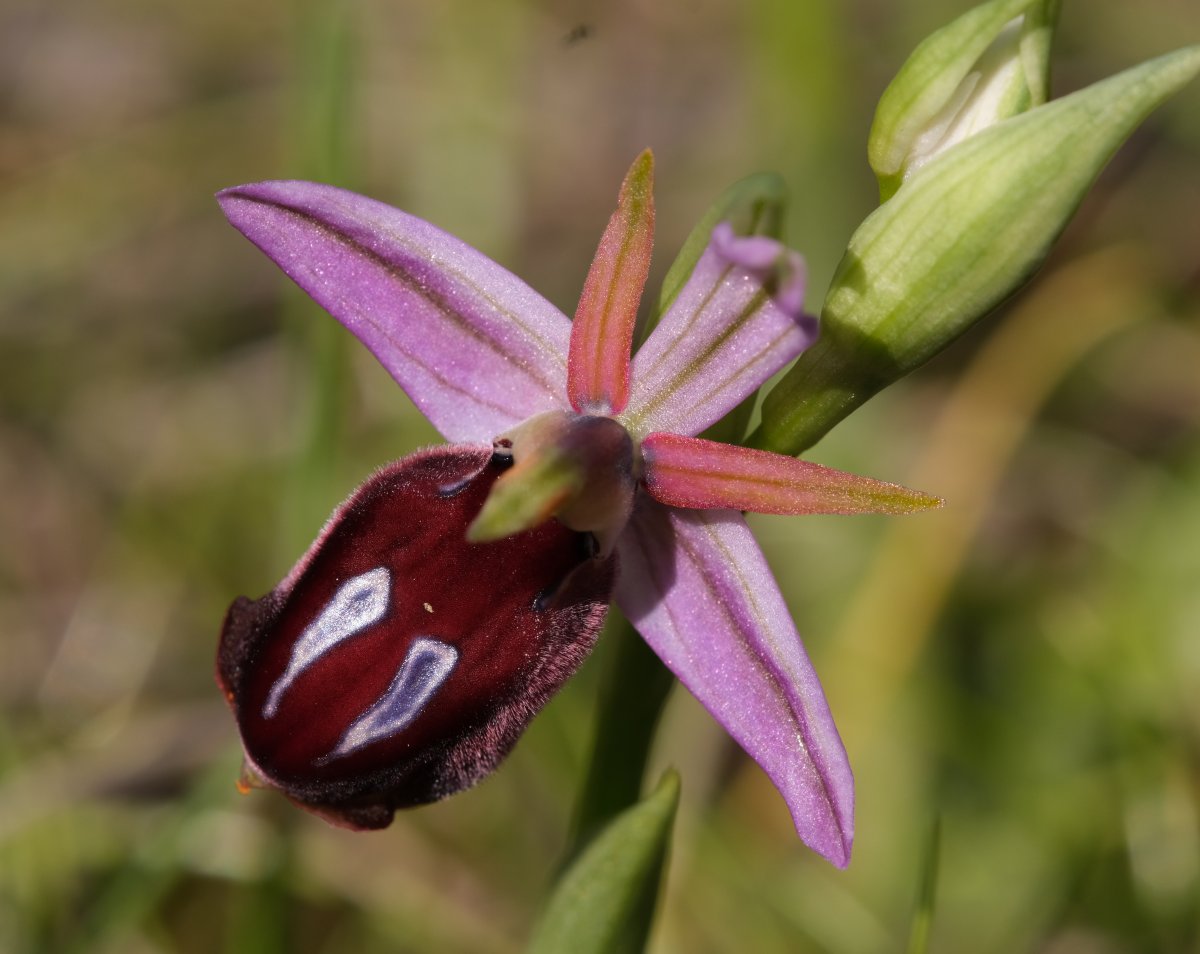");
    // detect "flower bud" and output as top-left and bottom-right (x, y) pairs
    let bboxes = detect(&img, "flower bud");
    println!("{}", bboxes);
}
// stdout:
(756, 43), (1200, 456)
(869, 0), (1059, 201)
(216, 445), (614, 828)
